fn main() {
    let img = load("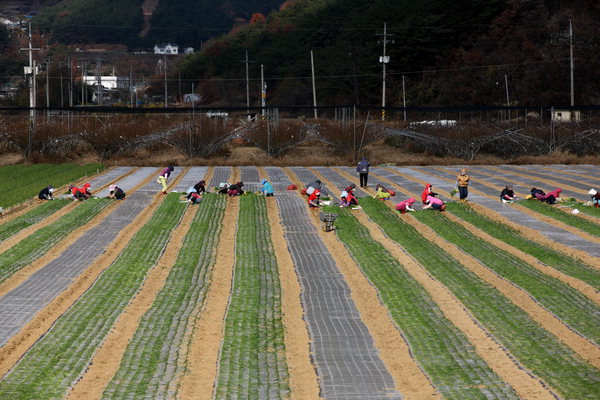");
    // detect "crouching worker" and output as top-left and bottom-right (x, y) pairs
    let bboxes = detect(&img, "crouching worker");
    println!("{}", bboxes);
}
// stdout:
(543, 188), (562, 204)
(218, 183), (230, 194)
(395, 198), (416, 214)
(500, 185), (515, 203)
(108, 185), (126, 200)
(71, 183), (91, 200)
(38, 185), (55, 200)
(187, 189), (202, 204)
(529, 187), (545, 200)
(261, 179), (274, 197)
(374, 184), (394, 200)
(228, 182), (244, 196)
(339, 188), (358, 207)
(589, 189), (600, 207)
(423, 195), (446, 211)
(308, 189), (321, 208)
(421, 184), (437, 205)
